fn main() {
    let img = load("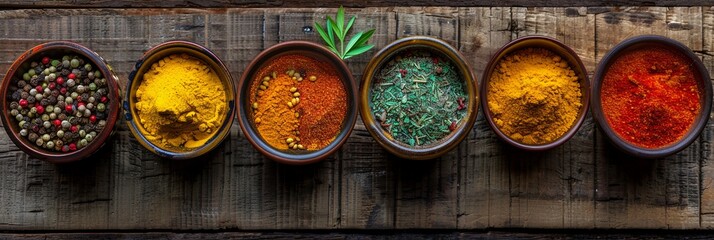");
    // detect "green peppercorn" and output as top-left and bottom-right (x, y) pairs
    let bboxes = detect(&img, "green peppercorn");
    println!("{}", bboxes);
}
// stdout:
(41, 134), (50, 142)
(70, 59), (80, 68)
(94, 70), (101, 78)
(84, 63), (92, 71)
(62, 60), (70, 68)
(35, 138), (44, 147)
(28, 69), (36, 76)
(19, 129), (28, 137)
(62, 56), (69, 61)
(41, 114), (49, 121)
(49, 66), (56, 73)
(57, 130), (64, 138)
(43, 68), (50, 75)
(85, 134), (93, 142)
(88, 83), (97, 91)
(46, 141), (55, 149)
(97, 103), (106, 112)
(79, 139), (88, 147)
(15, 114), (23, 121)
(22, 73), (30, 81)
